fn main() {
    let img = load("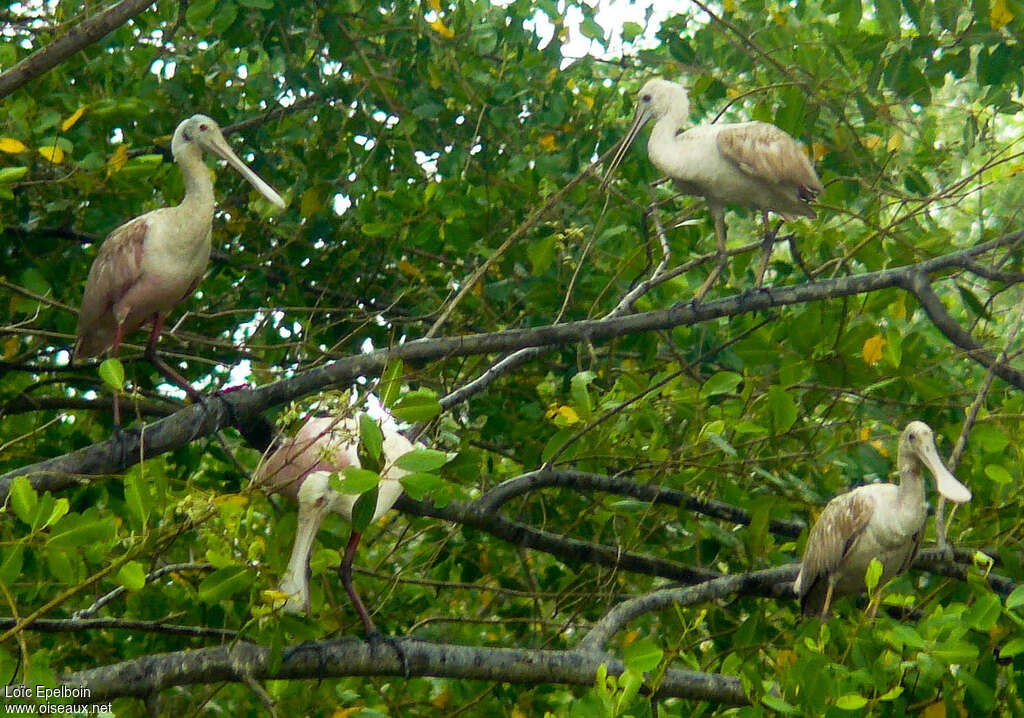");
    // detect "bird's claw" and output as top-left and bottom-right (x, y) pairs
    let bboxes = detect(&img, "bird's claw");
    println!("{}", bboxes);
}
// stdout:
(365, 631), (410, 678)
(110, 425), (139, 466)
